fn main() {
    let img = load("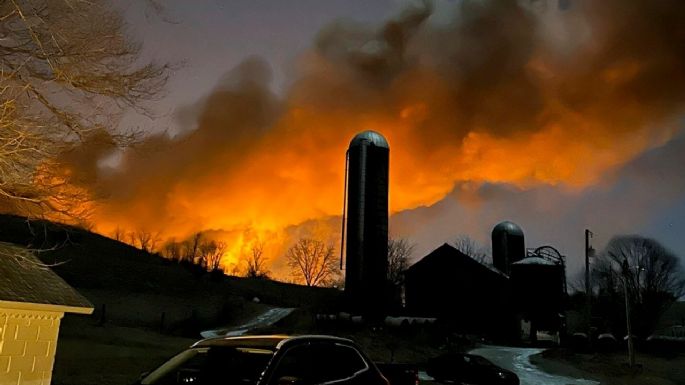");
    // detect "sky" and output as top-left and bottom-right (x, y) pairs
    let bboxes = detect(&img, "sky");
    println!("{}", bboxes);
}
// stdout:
(119, 0), (404, 132)
(80, 0), (685, 281)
